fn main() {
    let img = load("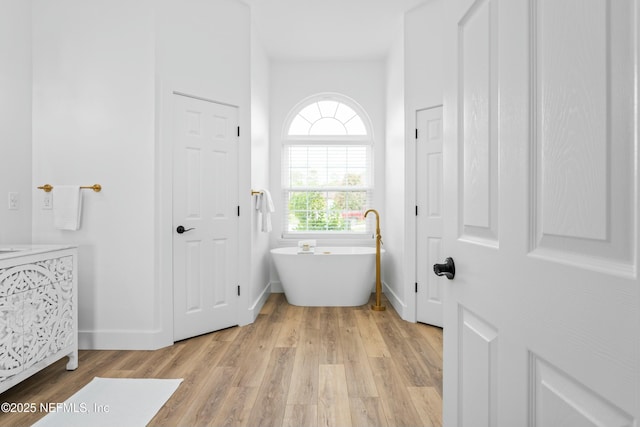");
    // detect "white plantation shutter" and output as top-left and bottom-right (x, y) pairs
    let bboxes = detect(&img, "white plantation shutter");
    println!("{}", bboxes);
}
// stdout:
(282, 96), (374, 237)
